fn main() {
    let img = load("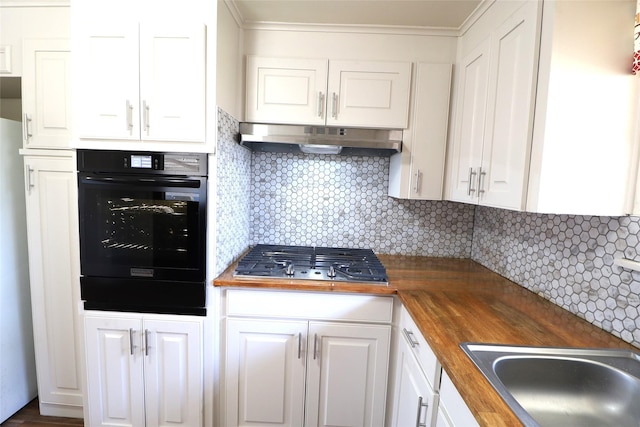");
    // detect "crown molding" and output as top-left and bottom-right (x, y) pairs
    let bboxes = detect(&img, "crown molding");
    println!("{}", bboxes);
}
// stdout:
(242, 21), (460, 37)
